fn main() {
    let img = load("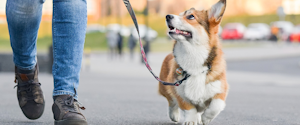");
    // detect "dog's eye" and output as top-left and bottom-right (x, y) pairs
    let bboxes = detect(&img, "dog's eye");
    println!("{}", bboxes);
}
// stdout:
(187, 15), (195, 20)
